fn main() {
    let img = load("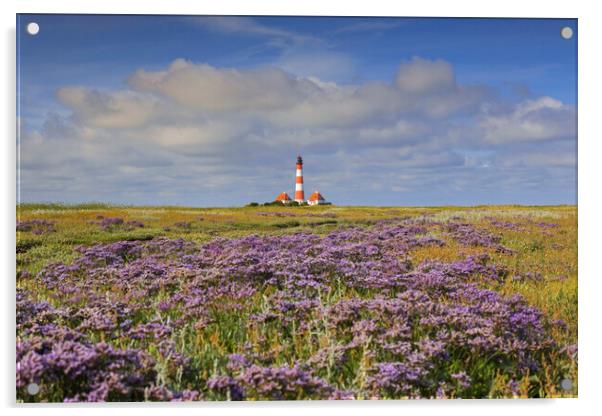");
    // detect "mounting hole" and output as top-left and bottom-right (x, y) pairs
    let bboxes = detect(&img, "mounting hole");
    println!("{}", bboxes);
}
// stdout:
(560, 26), (573, 40)
(26, 22), (40, 36)
(27, 382), (40, 395)
(560, 378), (573, 391)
